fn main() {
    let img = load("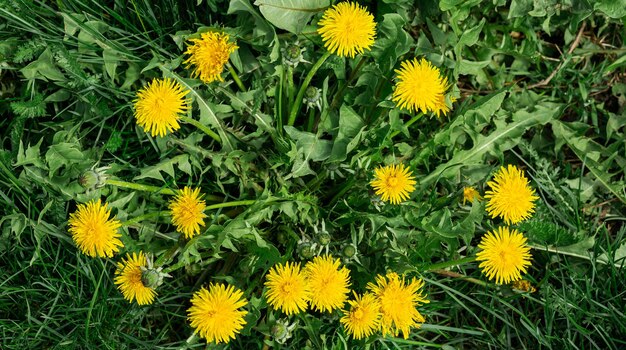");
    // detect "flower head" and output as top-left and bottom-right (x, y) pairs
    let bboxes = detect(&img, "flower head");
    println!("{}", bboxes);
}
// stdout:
(367, 272), (429, 339)
(476, 227), (532, 285)
(484, 165), (539, 224)
(370, 164), (416, 205)
(184, 32), (238, 83)
(68, 200), (123, 258)
(340, 292), (381, 339)
(462, 186), (482, 205)
(304, 255), (351, 313)
(317, 2), (376, 58)
(265, 261), (310, 315)
(392, 58), (451, 116)
(133, 78), (190, 137)
(187, 283), (248, 344)
(169, 187), (207, 239)
(114, 252), (156, 305)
